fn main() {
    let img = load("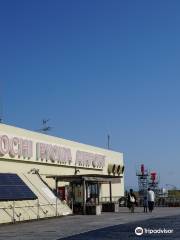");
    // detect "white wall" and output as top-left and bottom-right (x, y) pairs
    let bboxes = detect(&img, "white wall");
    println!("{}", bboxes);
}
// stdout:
(0, 123), (124, 198)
